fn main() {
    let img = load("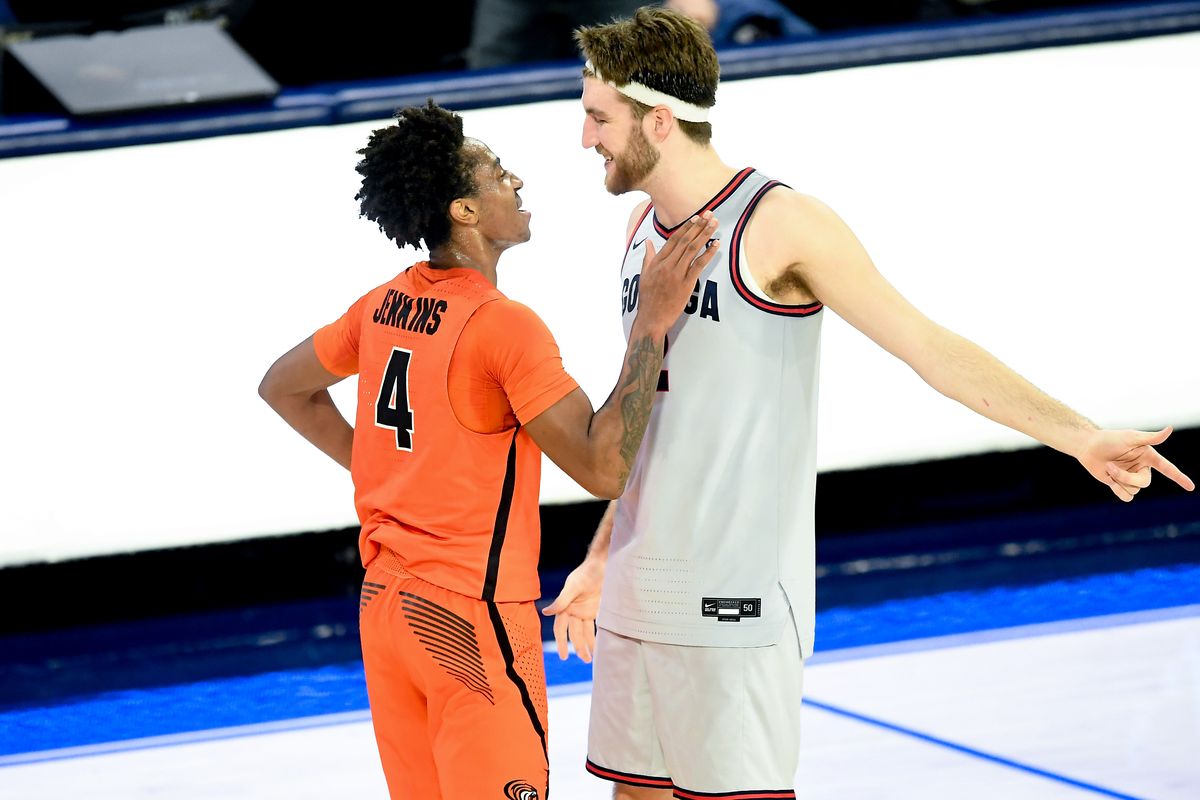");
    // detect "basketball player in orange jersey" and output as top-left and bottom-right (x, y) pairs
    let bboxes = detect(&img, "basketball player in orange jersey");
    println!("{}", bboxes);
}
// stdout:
(543, 9), (1194, 800)
(258, 101), (719, 800)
